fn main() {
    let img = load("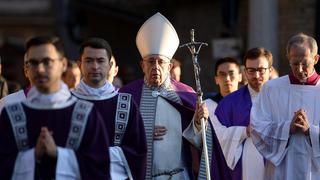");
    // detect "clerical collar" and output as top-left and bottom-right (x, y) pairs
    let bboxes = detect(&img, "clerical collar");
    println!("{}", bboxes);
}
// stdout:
(72, 79), (117, 100)
(289, 70), (320, 85)
(144, 76), (172, 97)
(247, 84), (259, 100)
(24, 81), (76, 109)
